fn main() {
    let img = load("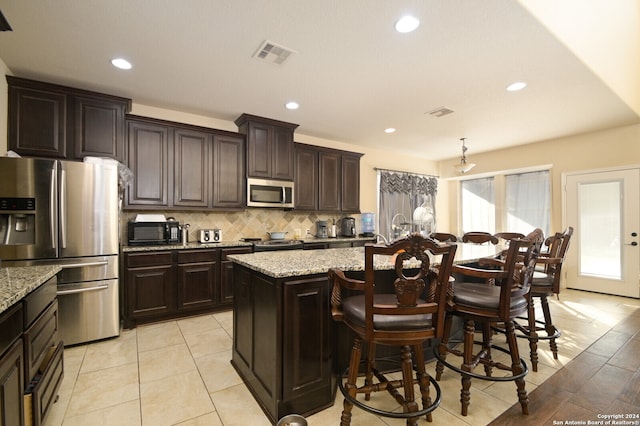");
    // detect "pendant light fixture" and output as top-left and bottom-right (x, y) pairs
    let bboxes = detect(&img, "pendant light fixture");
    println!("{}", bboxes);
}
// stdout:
(453, 138), (476, 174)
